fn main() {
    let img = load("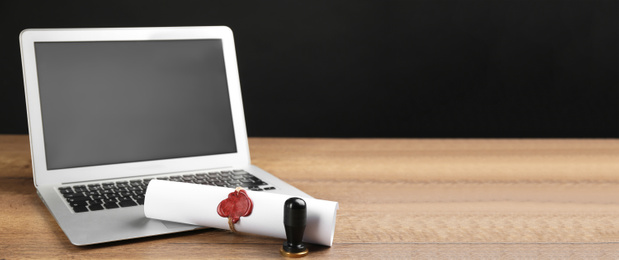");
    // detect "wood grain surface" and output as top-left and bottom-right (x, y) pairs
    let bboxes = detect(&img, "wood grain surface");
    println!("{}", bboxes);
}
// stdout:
(1, 135), (619, 258)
